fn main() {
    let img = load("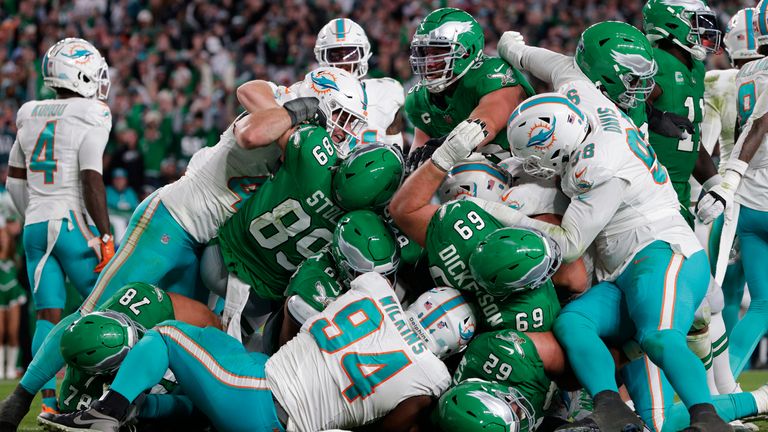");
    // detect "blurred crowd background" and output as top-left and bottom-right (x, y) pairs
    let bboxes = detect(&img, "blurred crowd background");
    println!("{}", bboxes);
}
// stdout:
(0, 0), (759, 372)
